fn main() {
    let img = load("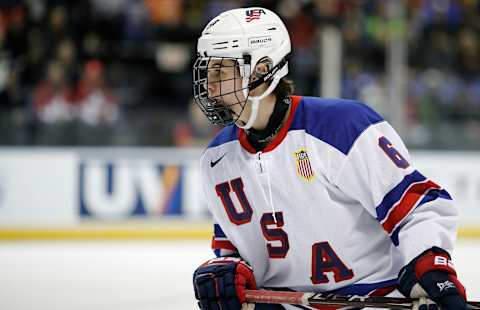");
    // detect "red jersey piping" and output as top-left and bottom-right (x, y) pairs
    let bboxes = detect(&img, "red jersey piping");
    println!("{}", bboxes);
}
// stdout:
(239, 95), (302, 154)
